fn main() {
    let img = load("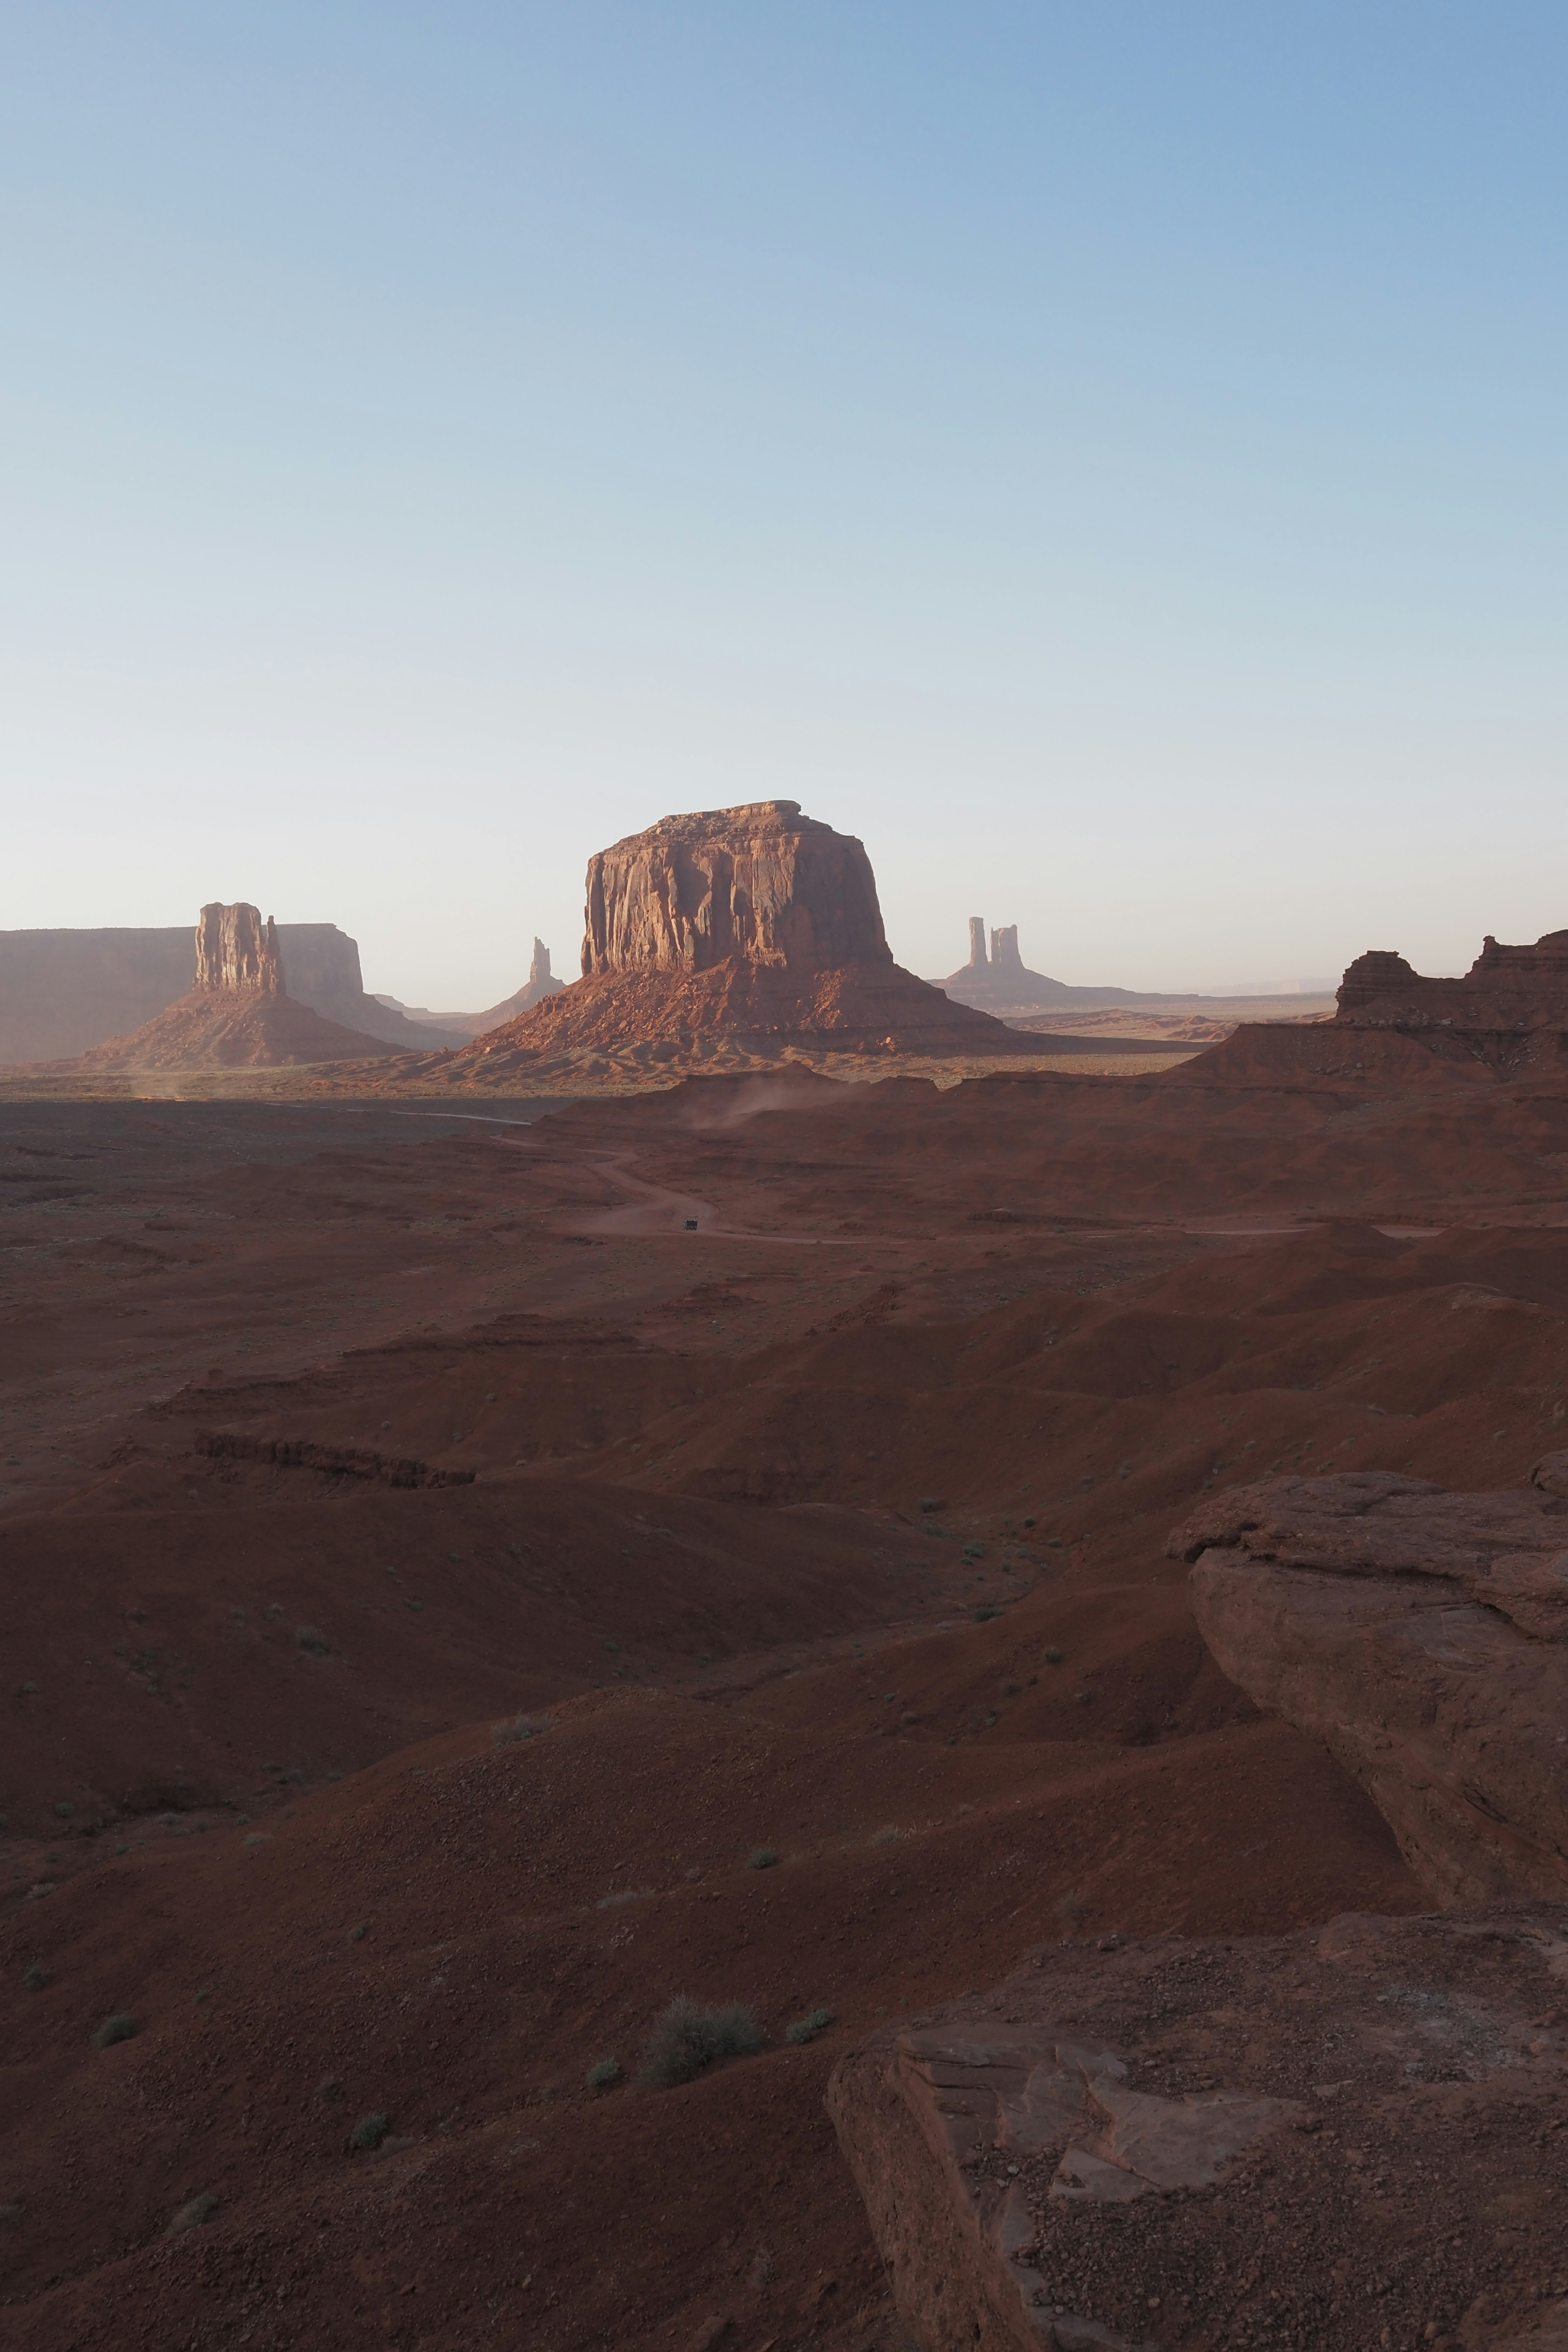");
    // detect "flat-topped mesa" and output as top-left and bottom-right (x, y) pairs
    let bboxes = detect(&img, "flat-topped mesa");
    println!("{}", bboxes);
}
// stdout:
(194, 903), (283, 996)
(444, 802), (1037, 1065)
(1336, 928), (1568, 1029)
(581, 801), (891, 978)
